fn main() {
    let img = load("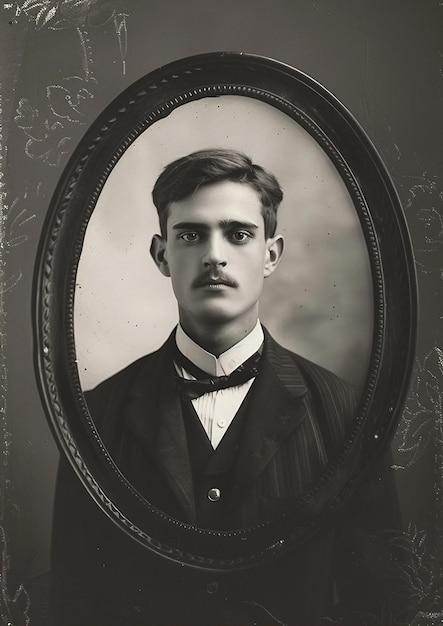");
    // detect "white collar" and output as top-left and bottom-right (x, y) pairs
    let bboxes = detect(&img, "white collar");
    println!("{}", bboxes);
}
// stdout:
(175, 321), (264, 377)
